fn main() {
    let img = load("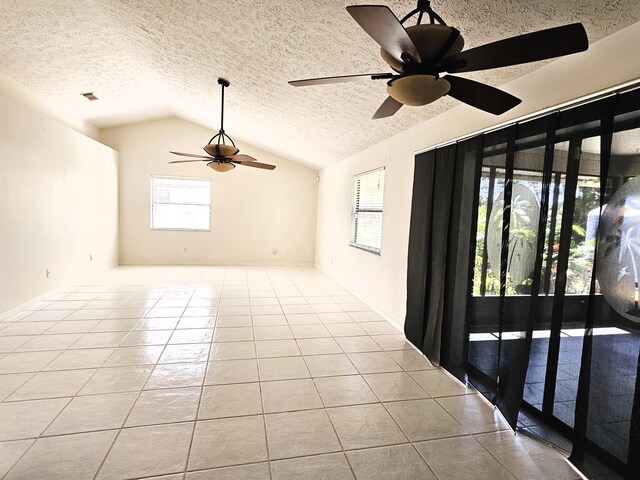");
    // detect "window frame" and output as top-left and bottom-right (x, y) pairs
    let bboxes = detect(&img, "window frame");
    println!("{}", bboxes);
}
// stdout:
(149, 175), (212, 232)
(350, 166), (385, 255)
